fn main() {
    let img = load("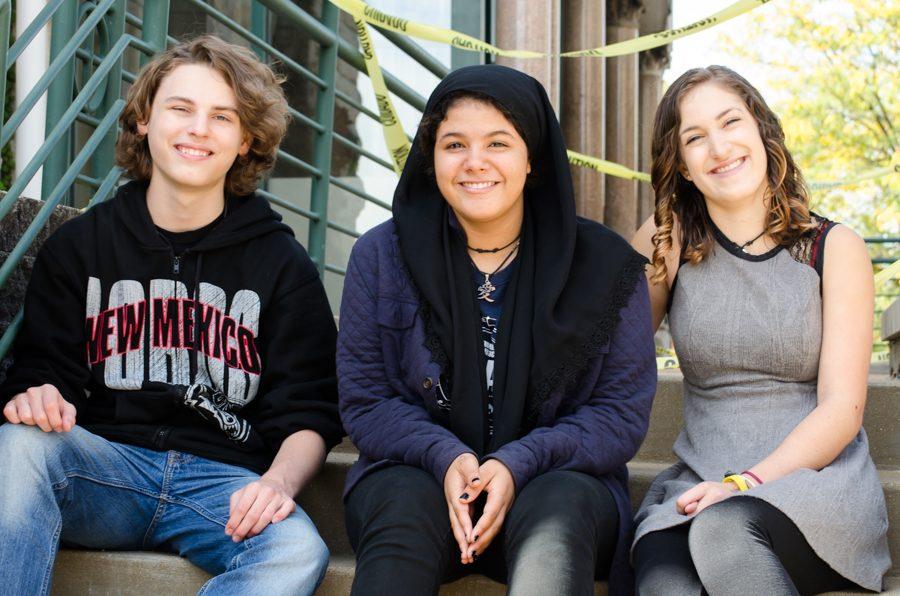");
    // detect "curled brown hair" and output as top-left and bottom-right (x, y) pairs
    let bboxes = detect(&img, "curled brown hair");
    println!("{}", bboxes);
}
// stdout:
(649, 65), (814, 284)
(116, 35), (289, 196)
